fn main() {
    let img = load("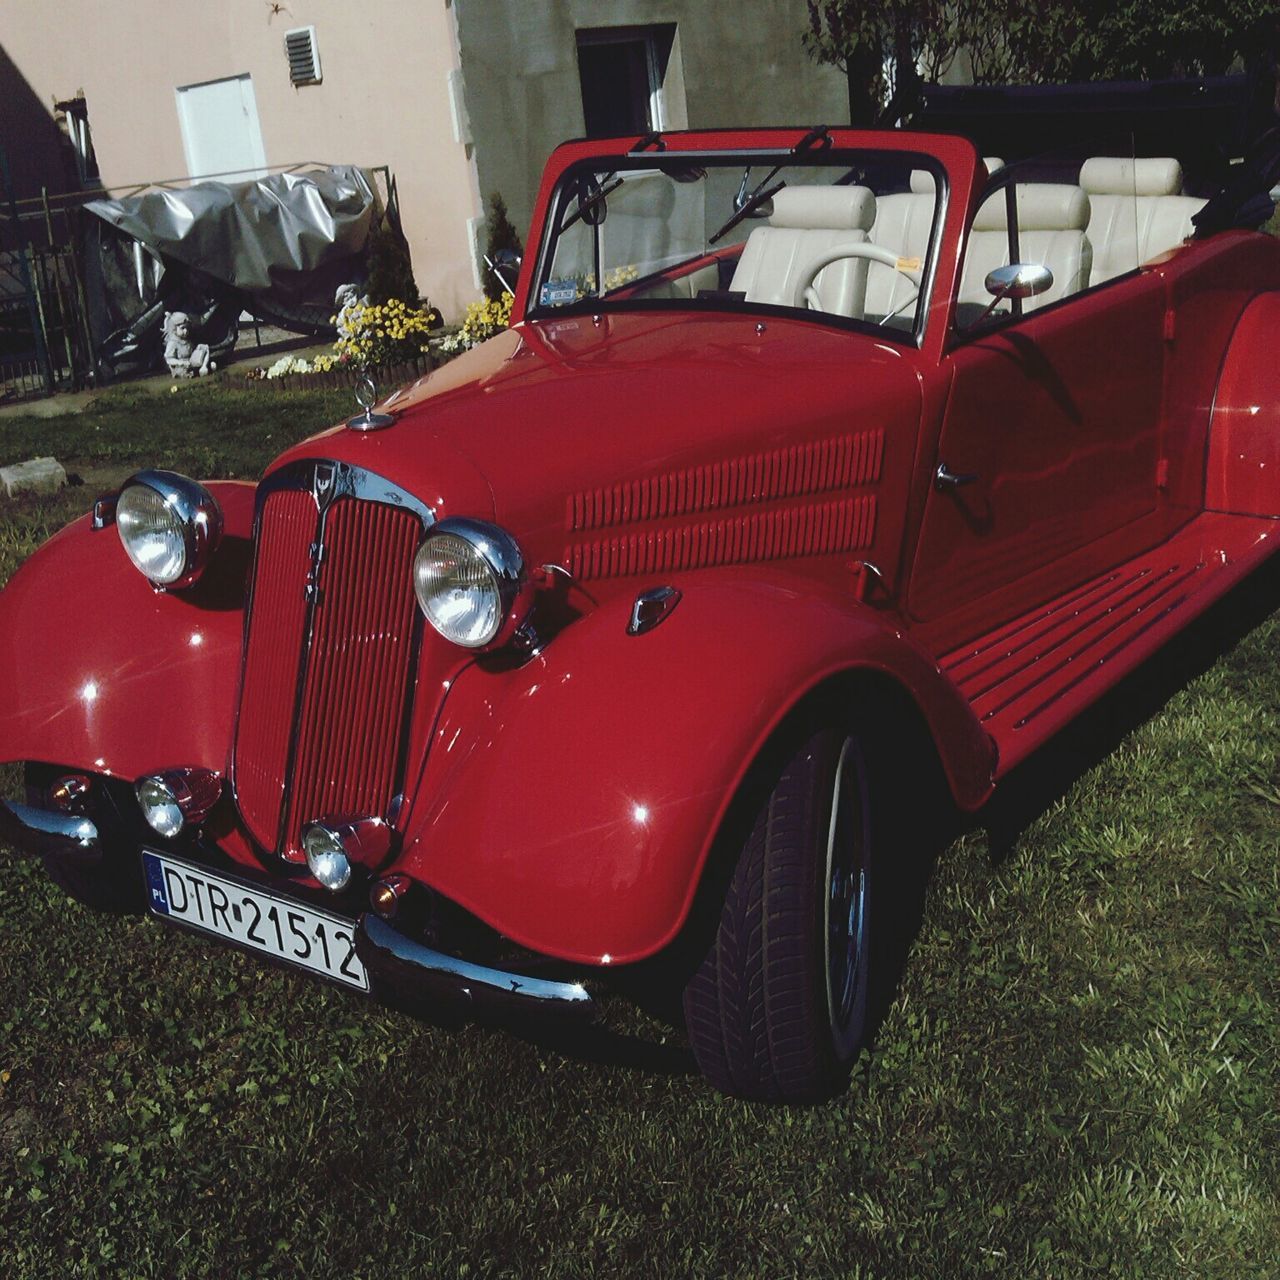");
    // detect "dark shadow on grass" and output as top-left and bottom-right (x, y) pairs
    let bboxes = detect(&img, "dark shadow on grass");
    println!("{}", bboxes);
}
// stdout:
(377, 982), (698, 1079)
(506, 1016), (697, 1079)
(978, 550), (1280, 862)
